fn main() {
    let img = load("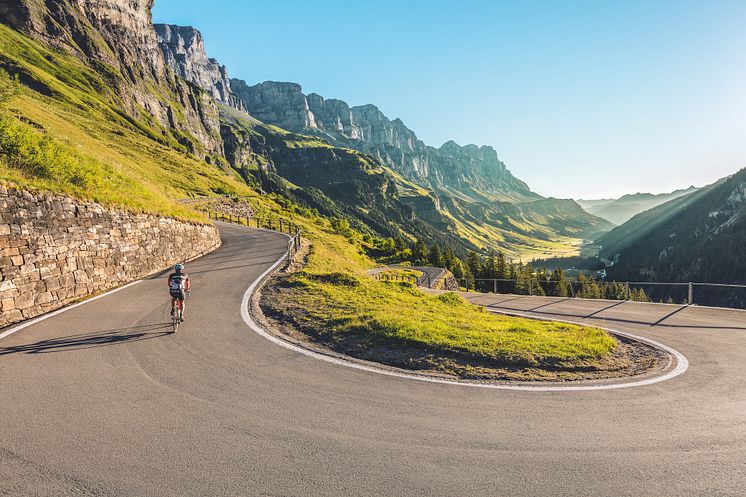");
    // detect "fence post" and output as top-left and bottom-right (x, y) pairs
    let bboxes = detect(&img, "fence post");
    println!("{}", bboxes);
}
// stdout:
(280, 220), (284, 232)
(570, 281), (575, 298)
(529, 280), (533, 296)
(625, 282), (630, 301)
(493, 279), (497, 294)
(688, 282), (694, 305)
